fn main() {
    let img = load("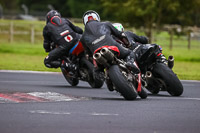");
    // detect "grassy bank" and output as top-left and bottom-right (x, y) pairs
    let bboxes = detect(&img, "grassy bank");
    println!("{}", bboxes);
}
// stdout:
(0, 42), (200, 80)
(0, 19), (200, 80)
